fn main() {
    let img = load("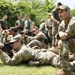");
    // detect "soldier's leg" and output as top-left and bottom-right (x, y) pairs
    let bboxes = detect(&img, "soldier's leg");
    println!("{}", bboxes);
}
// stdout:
(52, 22), (58, 47)
(50, 55), (60, 67)
(57, 40), (72, 75)
(27, 40), (42, 49)
(70, 60), (75, 71)
(52, 35), (56, 47)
